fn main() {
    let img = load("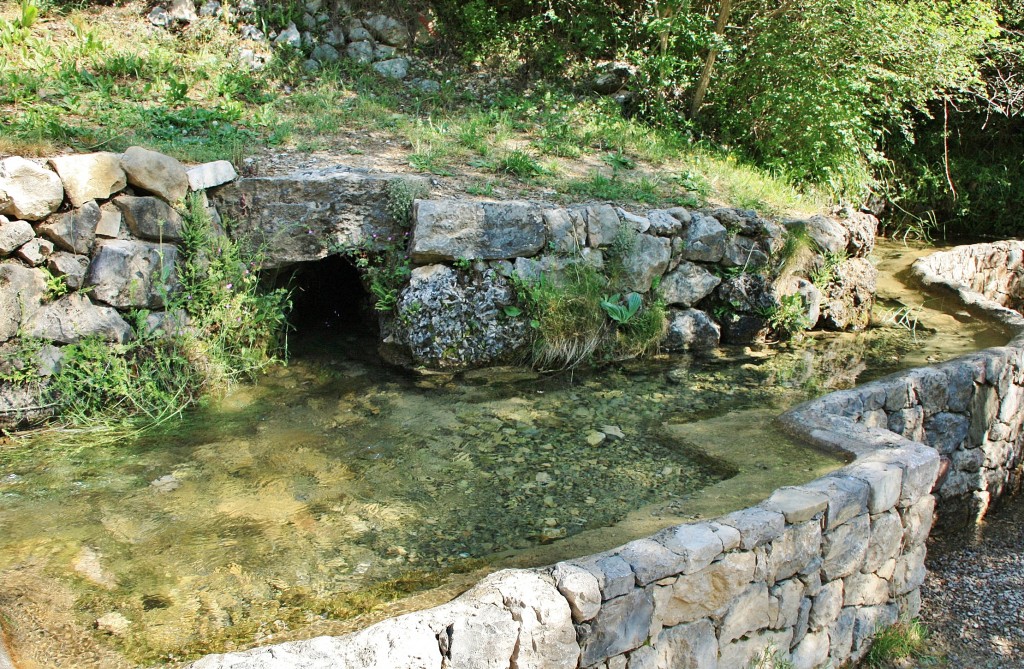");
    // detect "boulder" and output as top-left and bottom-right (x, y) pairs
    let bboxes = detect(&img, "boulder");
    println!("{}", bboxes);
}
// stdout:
(709, 273), (779, 344)
(374, 44), (397, 61)
(274, 22), (302, 48)
(347, 19), (373, 42)
(589, 61), (636, 95)
(646, 209), (685, 236)
(620, 233), (670, 292)
(48, 152), (126, 207)
(411, 200), (545, 263)
(661, 261), (721, 308)
(835, 206), (877, 258)
(186, 160), (238, 191)
(209, 167), (429, 268)
(85, 240), (179, 309)
(36, 200), (100, 254)
(120, 146), (189, 204)
(167, 0), (197, 23)
(0, 219), (34, 255)
(722, 235), (769, 269)
(679, 212), (728, 262)
(0, 263), (47, 342)
(311, 43), (340, 63)
(15, 237), (53, 267)
(385, 265), (529, 370)
(0, 157), (64, 221)
(364, 14), (410, 47)
(801, 215), (849, 255)
(114, 195), (185, 242)
(663, 308), (720, 351)
(22, 293), (132, 344)
(373, 57), (409, 80)
(585, 205), (621, 248)
(347, 40), (375, 63)
(818, 257), (877, 330)
(46, 252), (91, 291)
